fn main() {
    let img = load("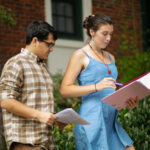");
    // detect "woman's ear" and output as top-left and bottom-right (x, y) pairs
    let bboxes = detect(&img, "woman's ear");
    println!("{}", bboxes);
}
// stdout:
(89, 29), (95, 37)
